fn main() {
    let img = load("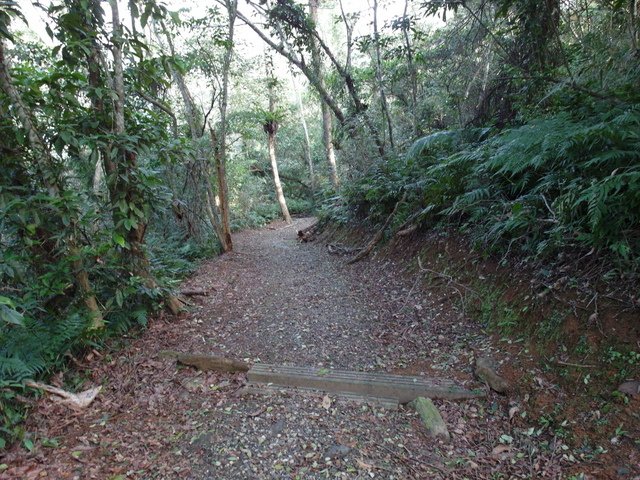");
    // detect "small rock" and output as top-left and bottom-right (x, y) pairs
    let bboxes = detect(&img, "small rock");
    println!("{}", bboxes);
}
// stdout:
(410, 397), (450, 440)
(616, 466), (631, 477)
(324, 444), (351, 459)
(617, 381), (640, 396)
(270, 418), (285, 436)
